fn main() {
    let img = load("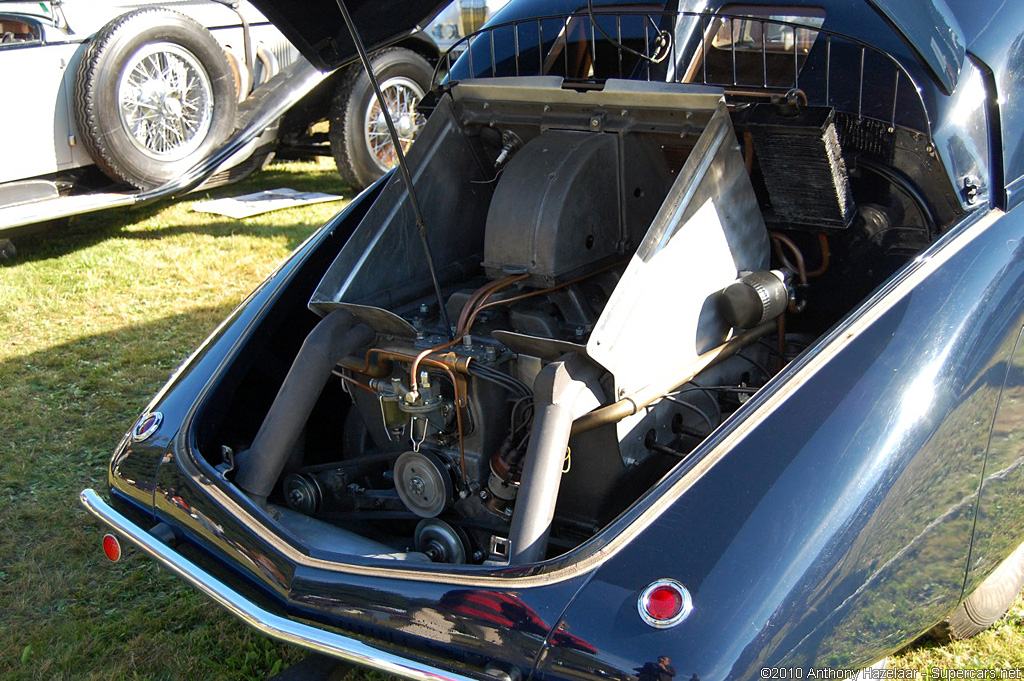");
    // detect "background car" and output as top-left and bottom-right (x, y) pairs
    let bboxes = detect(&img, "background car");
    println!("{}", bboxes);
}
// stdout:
(279, 0), (509, 189)
(0, 0), (299, 238)
(0, 0), (505, 250)
(81, 0), (1024, 679)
